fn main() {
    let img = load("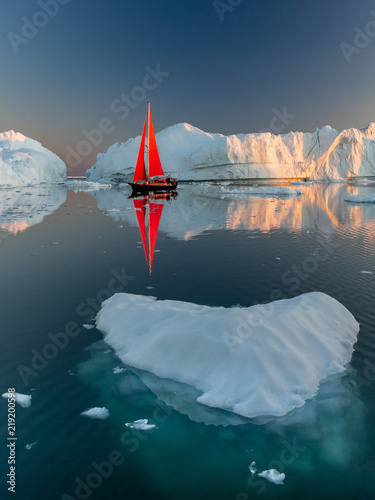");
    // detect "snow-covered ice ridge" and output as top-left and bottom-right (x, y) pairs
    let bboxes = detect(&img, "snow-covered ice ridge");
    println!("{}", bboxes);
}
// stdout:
(86, 122), (375, 182)
(96, 292), (359, 420)
(0, 130), (66, 187)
